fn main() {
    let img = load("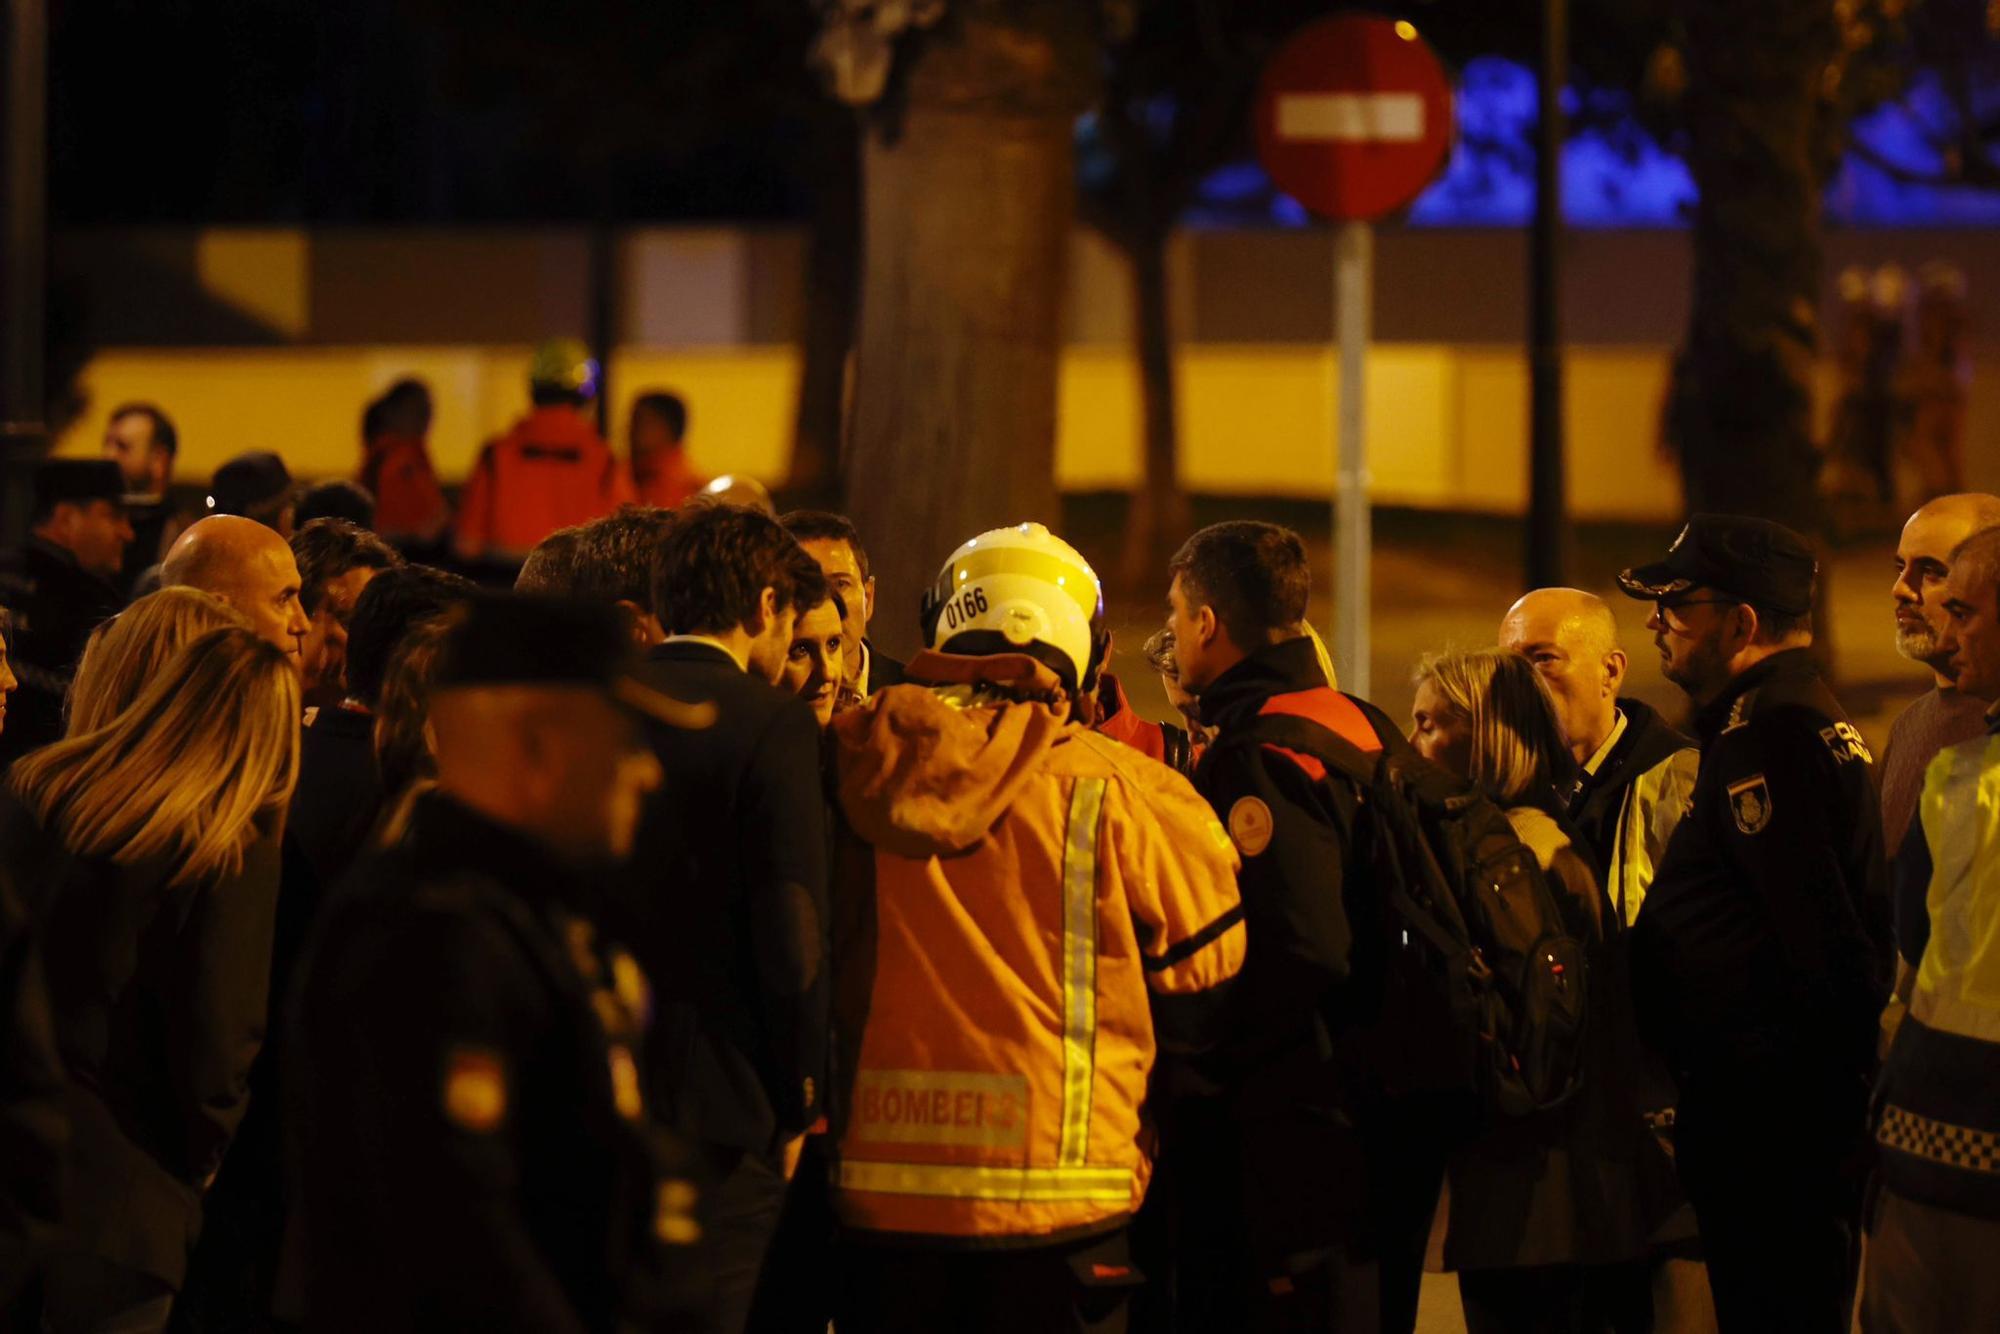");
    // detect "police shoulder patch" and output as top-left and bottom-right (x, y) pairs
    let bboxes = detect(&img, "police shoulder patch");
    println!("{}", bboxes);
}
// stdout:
(1726, 774), (1773, 834)
(1228, 796), (1274, 857)
(1819, 721), (1874, 766)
